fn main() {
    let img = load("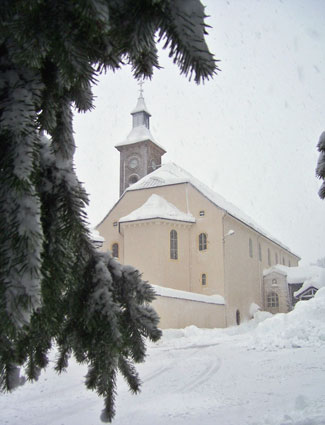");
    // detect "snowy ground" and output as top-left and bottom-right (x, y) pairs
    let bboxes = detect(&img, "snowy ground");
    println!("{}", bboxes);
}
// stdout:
(1, 290), (325, 425)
